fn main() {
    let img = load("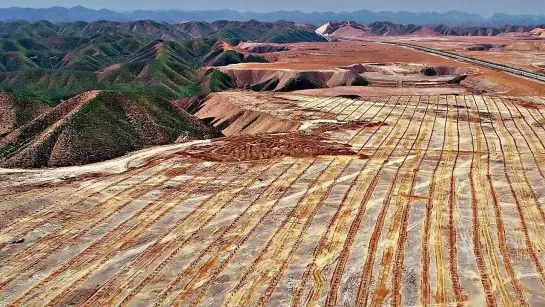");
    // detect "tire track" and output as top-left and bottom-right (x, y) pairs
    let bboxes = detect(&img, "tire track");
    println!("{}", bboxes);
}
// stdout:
(40, 163), (243, 306)
(260, 97), (398, 305)
(420, 95), (447, 306)
(289, 96), (394, 307)
(371, 95), (434, 306)
(495, 97), (545, 224)
(6, 161), (223, 305)
(125, 160), (298, 306)
(465, 95), (499, 306)
(85, 162), (275, 307)
(0, 159), (181, 291)
(430, 95), (455, 305)
(326, 97), (408, 306)
(0, 158), (167, 241)
(485, 96), (545, 253)
(478, 95), (545, 288)
(174, 161), (315, 307)
(466, 96), (527, 306)
(222, 158), (348, 307)
(446, 95), (464, 305)
(349, 96), (423, 307)
(391, 95), (439, 307)
(337, 96), (375, 122)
